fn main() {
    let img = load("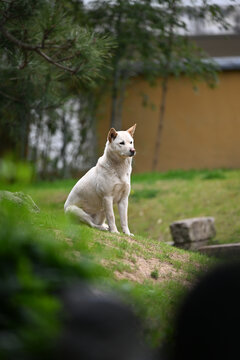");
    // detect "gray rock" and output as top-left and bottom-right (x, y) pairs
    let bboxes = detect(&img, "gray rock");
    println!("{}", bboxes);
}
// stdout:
(170, 217), (216, 246)
(198, 243), (240, 259)
(0, 191), (40, 213)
